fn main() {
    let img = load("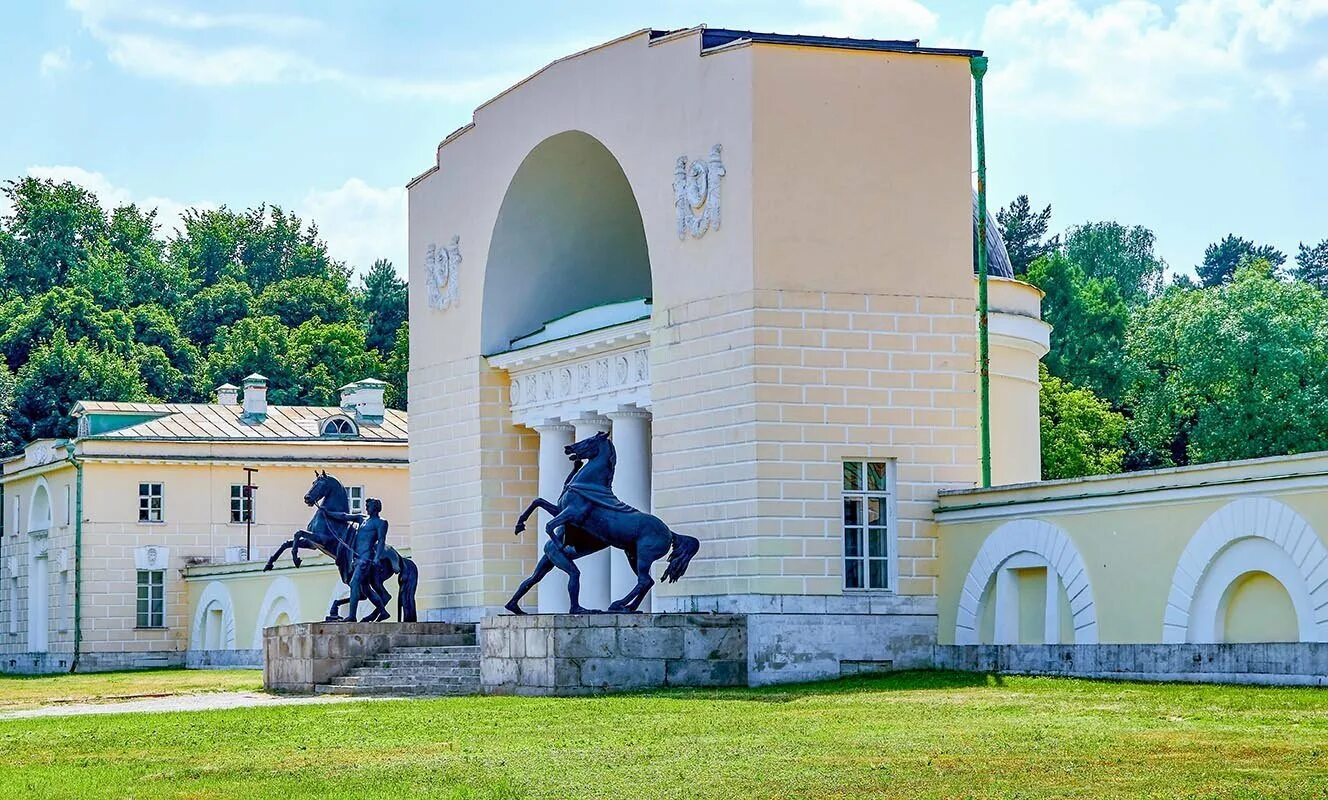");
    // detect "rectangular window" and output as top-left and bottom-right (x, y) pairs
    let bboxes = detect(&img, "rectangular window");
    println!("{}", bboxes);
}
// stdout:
(348, 486), (365, 516)
(138, 483), (163, 523)
(842, 460), (893, 591)
(136, 570), (165, 628)
(230, 485), (254, 524)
